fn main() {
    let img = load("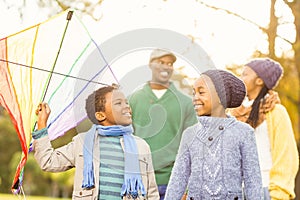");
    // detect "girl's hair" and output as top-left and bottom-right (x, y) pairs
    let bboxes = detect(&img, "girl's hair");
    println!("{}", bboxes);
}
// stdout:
(246, 86), (268, 128)
(85, 84), (118, 124)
